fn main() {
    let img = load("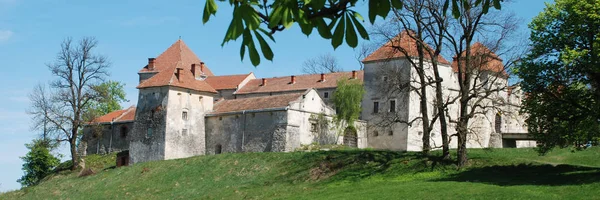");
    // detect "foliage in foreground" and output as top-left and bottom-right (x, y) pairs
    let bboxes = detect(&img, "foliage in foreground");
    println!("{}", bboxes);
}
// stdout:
(2, 148), (600, 199)
(202, 0), (502, 66)
(17, 139), (60, 187)
(517, 0), (600, 153)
